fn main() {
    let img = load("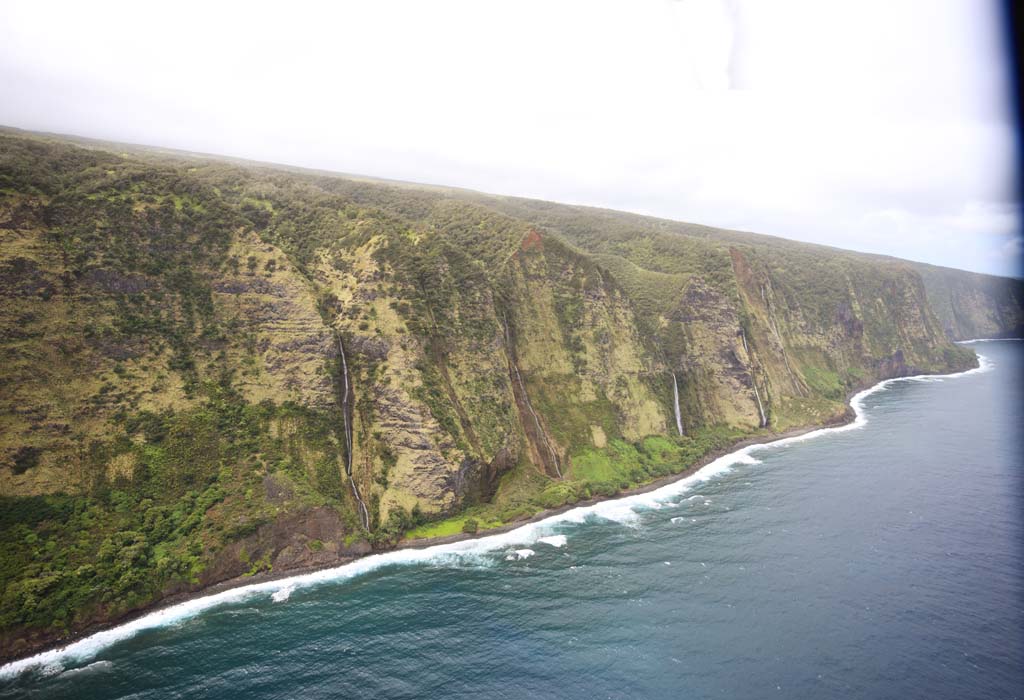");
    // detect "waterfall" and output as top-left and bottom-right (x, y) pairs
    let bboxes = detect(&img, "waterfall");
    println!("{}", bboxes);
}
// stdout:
(339, 337), (351, 455)
(741, 329), (767, 428)
(338, 336), (370, 530)
(752, 379), (768, 428)
(759, 285), (806, 396)
(348, 474), (370, 531)
(671, 371), (684, 436)
(503, 317), (562, 479)
(512, 357), (562, 479)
